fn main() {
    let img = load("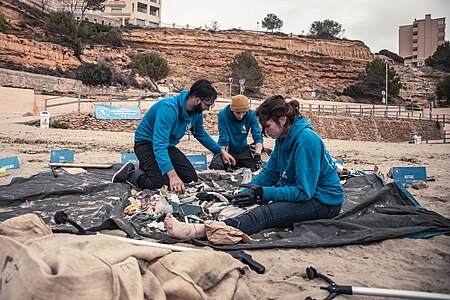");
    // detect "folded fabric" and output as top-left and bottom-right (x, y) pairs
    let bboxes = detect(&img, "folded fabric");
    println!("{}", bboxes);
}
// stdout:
(205, 220), (252, 245)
